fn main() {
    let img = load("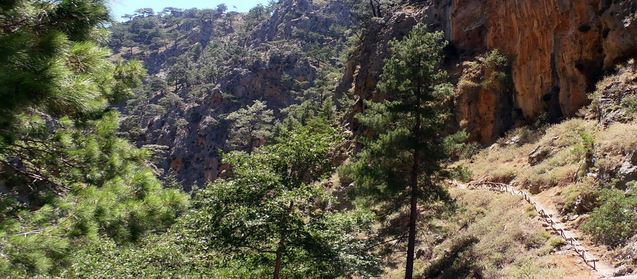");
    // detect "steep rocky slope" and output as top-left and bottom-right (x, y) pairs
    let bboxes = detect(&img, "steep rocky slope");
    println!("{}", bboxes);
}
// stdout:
(111, 0), (637, 188)
(111, 0), (355, 188)
(457, 63), (637, 275)
(339, 0), (637, 144)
